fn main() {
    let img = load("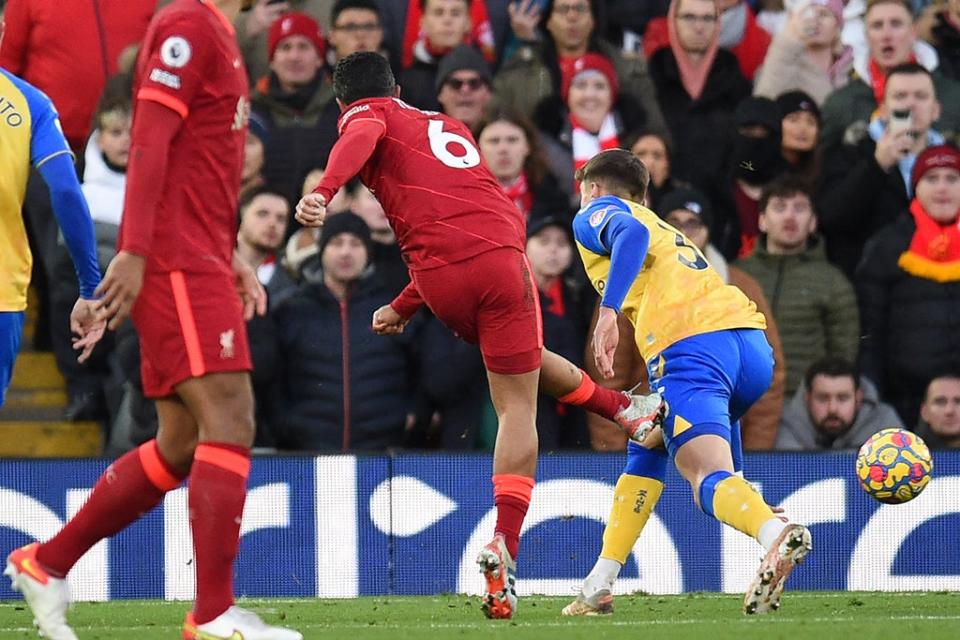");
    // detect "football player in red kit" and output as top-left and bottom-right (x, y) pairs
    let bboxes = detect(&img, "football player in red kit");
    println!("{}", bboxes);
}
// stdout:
(3, 2), (301, 639)
(295, 51), (665, 619)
